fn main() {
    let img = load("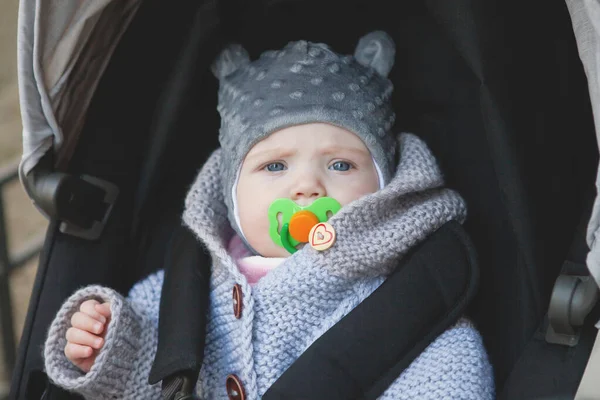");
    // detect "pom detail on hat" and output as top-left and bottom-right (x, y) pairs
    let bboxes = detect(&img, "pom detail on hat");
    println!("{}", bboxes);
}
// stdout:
(354, 31), (396, 77)
(211, 44), (251, 80)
